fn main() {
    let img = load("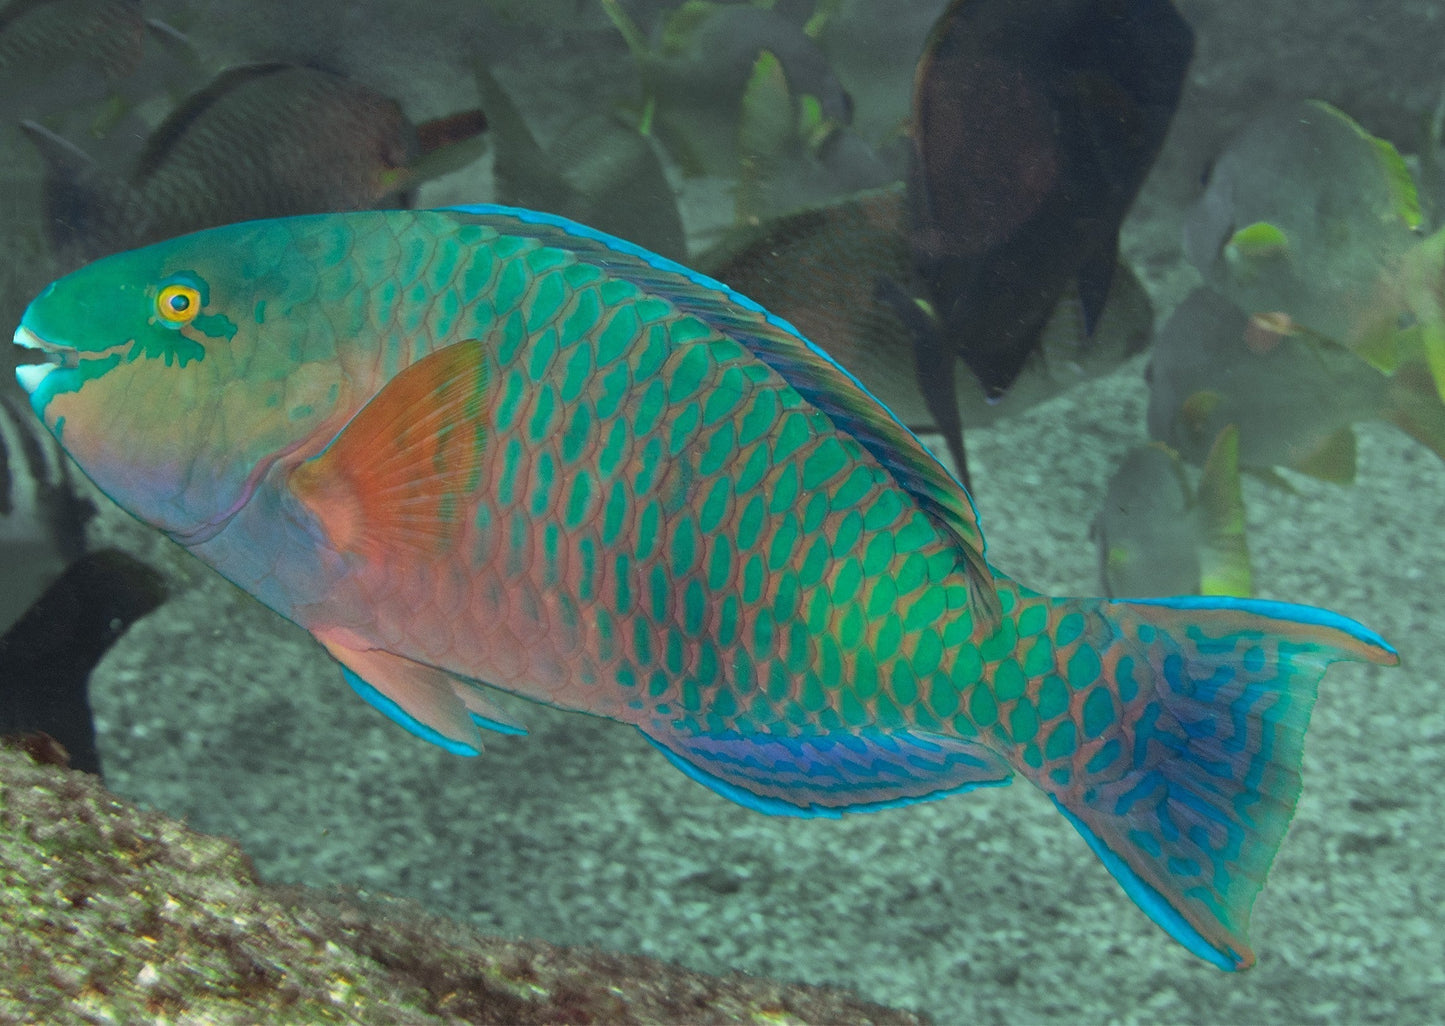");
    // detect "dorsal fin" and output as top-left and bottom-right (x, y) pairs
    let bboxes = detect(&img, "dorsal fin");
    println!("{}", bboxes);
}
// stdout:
(445, 203), (1001, 631)
(134, 62), (297, 179)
